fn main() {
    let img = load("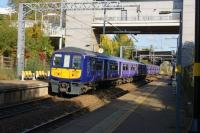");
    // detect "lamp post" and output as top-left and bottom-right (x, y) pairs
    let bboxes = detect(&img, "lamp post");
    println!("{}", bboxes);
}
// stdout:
(103, 0), (107, 35)
(120, 46), (135, 59)
(189, 0), (200, 132)
(160, 10), (182, 133)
